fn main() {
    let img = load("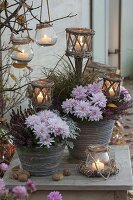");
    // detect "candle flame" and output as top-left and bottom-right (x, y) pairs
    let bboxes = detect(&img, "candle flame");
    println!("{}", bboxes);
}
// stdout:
(38, 91), (43, 97)
(79, 36), (83, 43)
